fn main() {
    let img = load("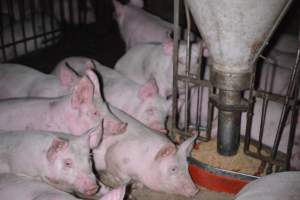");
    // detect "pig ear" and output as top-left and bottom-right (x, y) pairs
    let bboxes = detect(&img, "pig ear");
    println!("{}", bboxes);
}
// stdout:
(112, 0), (124, 18)
(47, 138), (69, 163)
(129, 0), (144, 8)
(138, 78), (159, 101)
(71, 75), (94, 108)
(85, 69), (101, 98)
(84, 60), (96, 71)
(100, 185), (126, 200)
(81, 121), (103, 149)
(58, 64), (78, 87)
(155, 143), (177, 160)
(163, 40), (173, 56)
(178, 134), (197, 157)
